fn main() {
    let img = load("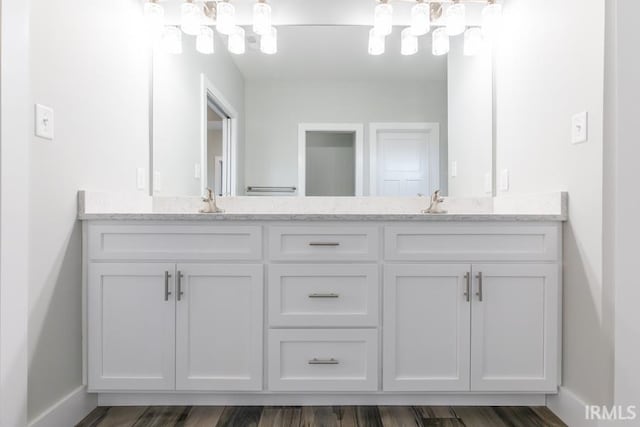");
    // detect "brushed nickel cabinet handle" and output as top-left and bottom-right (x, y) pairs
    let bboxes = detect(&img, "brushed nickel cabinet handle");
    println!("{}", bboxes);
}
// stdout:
(308, 242), (340, 247)
(164, 271), (172, 301)
(308, 293), (340, 298)
(464, 272), (470, 302)
(308, 358), (339, 365)
(476, 272), (483, 301)
(177, 271), (184, 301)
